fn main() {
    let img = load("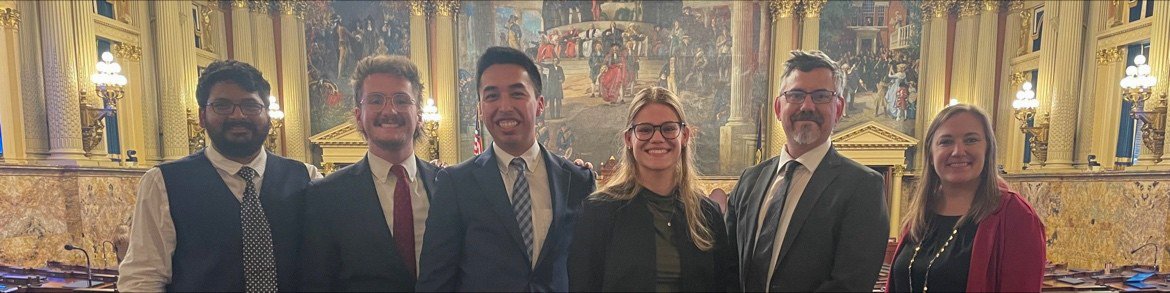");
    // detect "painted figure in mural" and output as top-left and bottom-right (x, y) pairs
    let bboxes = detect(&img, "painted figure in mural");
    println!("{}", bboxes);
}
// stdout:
(118, 60), (323, 292)
(557, 125), (575, 158)
(842, 63), (862, 112)
(589, 42), (605, 97)
(542, 58), (565, 119)
(537, 31), (557, 63)
(300, 55), (440, 292)
(885, 63), (907, 121)
(600, 43), (628, 104)
(659, 57), (679, 94)
(507, 15), (523, 50)
(337, 22), (350, 78)
(562, 29), (579, 58)
(726, 50), (888, 292)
